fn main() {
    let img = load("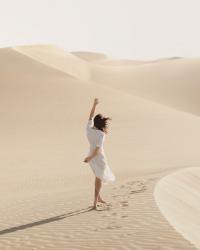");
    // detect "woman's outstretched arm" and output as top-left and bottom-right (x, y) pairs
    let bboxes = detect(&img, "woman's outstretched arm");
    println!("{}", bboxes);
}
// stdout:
(89, 98), (99, 120)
